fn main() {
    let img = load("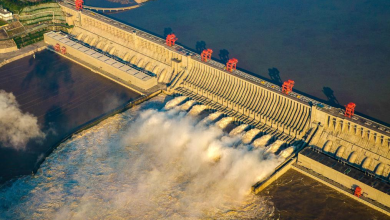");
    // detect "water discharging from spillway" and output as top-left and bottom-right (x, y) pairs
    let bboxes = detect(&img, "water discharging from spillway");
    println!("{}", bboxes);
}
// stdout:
(279, 146), (296, 158)
(216, 117), (234, 129)
(266, 140), (285, 153)
(253, 134), (273, 148)
(198, 111), (223, 126)
(229, 124), (249, 136)
(242, 128), (261, 144)
(164, 96), (187, 109)
(188, 104), (208, 116)
(0, 95), (280, 219)
(180, 100), (196, 111)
